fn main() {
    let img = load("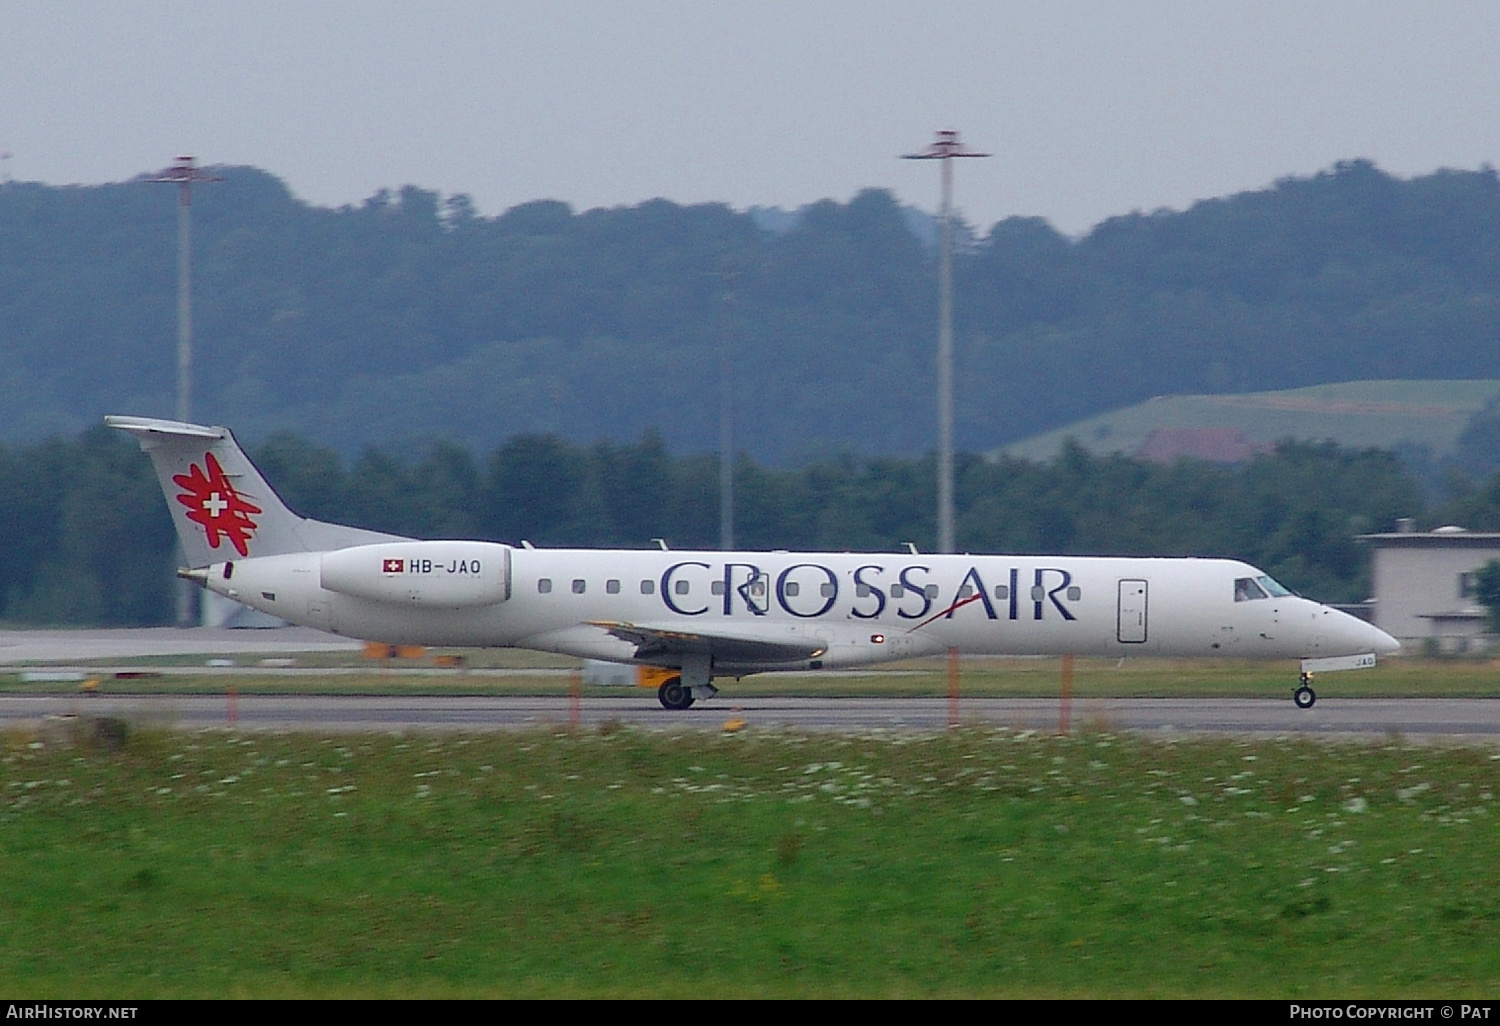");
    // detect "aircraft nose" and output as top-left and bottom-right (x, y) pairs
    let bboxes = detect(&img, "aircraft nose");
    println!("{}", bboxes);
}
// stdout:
(1322, 605), (1400, 656)
(1368, 621), (1401, 656)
